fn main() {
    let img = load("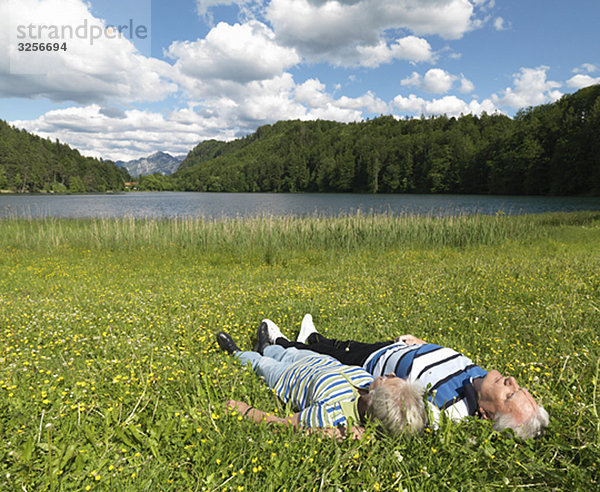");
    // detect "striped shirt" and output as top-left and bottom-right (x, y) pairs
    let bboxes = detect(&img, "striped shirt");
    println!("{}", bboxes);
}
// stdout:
(364, 342), (487, 424)
(273, 354), (373, 428)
